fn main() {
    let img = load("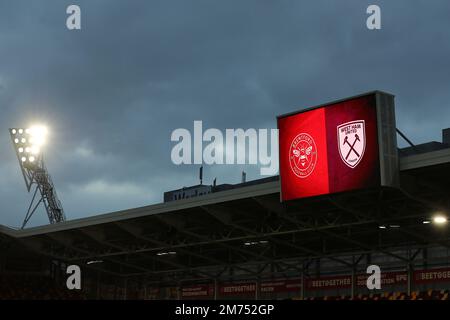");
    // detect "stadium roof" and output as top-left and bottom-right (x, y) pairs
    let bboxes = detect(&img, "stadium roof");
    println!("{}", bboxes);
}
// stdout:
(1, 146), (450, 284)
